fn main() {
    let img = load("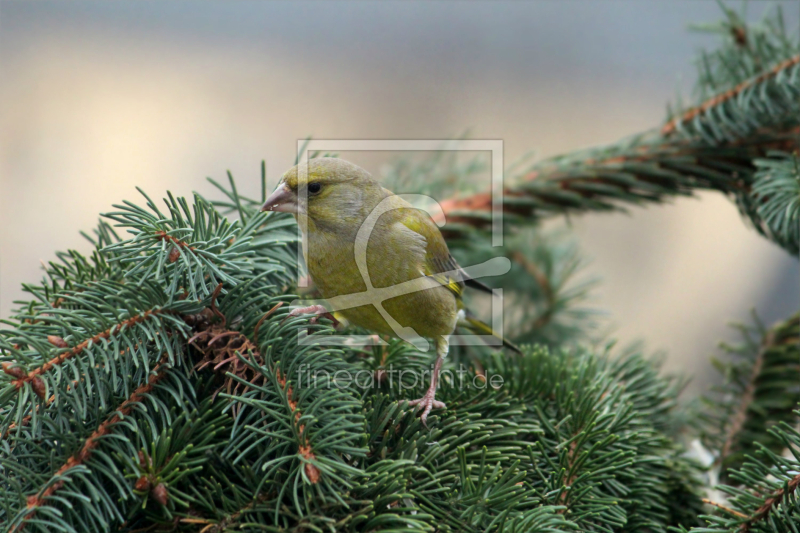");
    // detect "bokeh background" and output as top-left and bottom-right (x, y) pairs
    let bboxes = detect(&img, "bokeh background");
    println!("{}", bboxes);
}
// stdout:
(1, 1), (798, 397)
